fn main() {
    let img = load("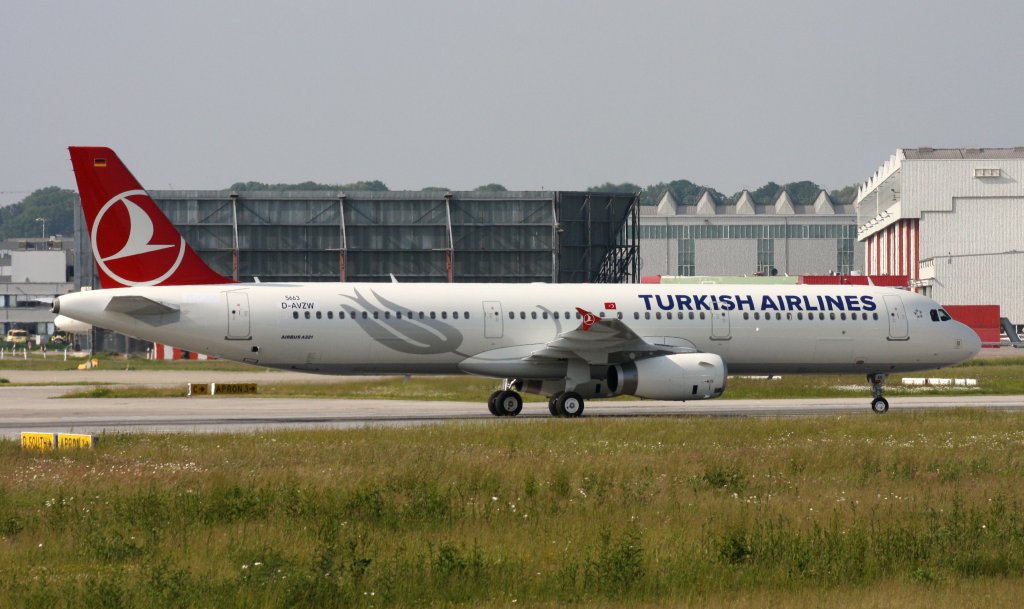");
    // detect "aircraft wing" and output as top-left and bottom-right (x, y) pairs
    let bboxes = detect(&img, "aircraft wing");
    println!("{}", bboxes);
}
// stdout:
(458, 309), (695, 377)
(529, 316), (691, 365)
(104, 295), (179, 316)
